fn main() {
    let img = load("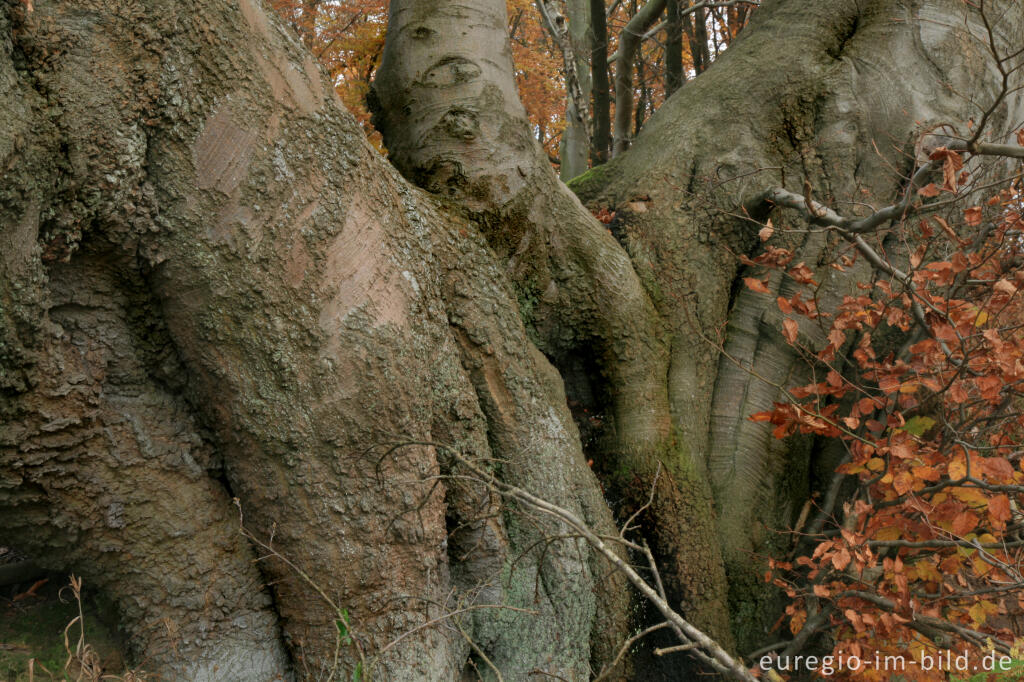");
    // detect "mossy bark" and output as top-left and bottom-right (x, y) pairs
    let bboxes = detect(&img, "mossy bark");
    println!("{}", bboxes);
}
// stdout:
(572, 0), (1024, 653)
(1, 0), (630, 678)
(1, 0), (1022, 676)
